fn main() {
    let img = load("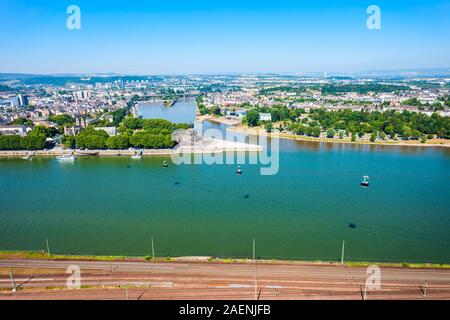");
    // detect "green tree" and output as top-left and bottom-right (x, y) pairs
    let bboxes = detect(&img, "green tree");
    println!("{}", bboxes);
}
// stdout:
(48, 114), (75, 126)
(10, 117), (33, 126)
(326, 128), (336, 138)
(420, 135), (427, 144)
(246, 110), (260, 127)
(75, 128), (109, 149)
(32, 125), (58, 138)
(311, 126), (321, 138)
(402, 126), (412, 140)
(210, 106), (222, 116)
(106, 135), (130, 149)
(62, 135), (76, 149)
(0, 135), (22, 150)
(21, 129), (46, 150)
